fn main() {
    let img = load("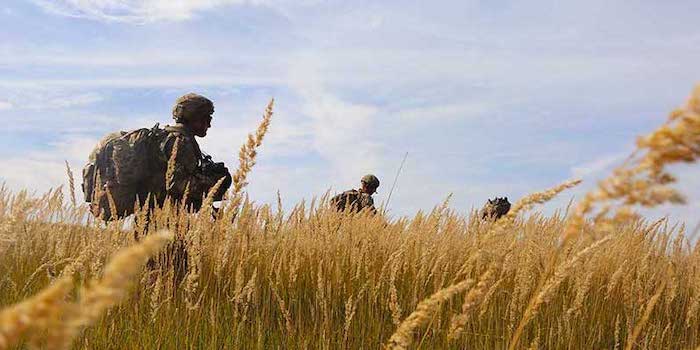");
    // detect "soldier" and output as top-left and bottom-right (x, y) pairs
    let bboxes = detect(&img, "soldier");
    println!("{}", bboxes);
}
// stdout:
(331, 174), (380, 214)
(480, 197), (511, 220)
(82, 93), (232, 221)
(157, 93), (232, 211)
(151, 93), (232, 282)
